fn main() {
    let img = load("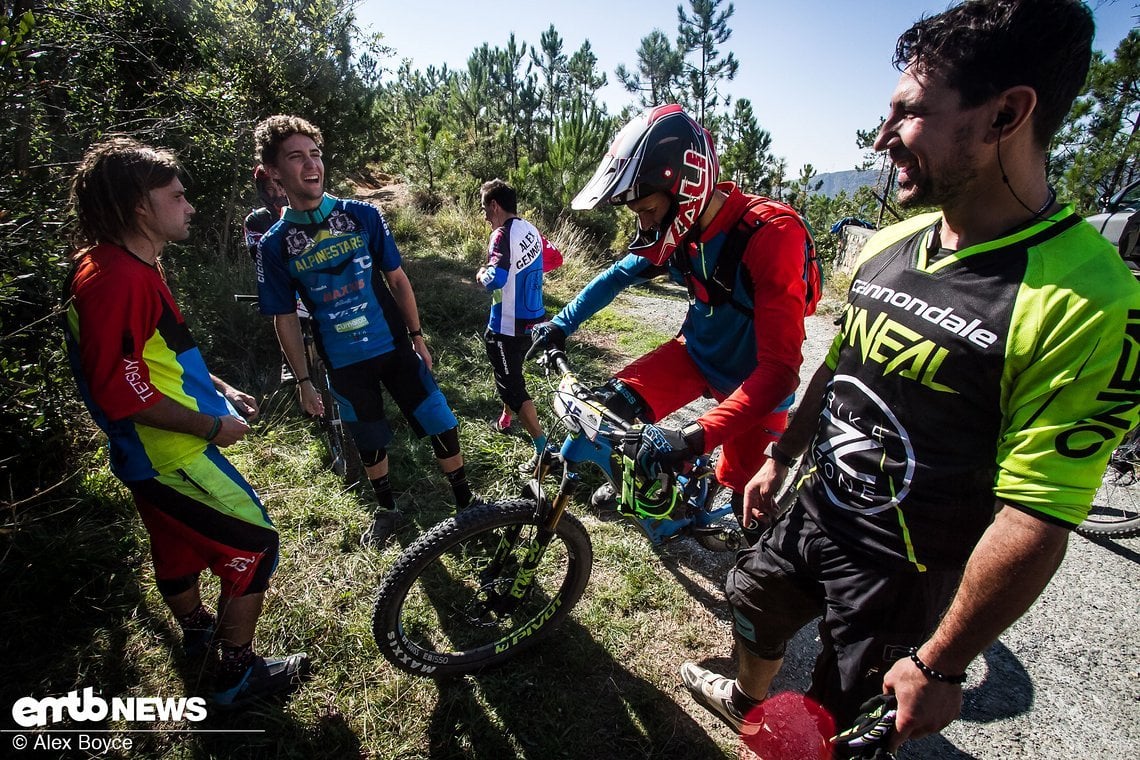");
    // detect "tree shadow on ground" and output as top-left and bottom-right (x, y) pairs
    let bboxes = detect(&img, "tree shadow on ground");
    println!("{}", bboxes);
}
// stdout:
(0, 496), (331, 759)
(423, 616), (727, 760)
